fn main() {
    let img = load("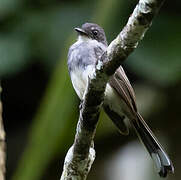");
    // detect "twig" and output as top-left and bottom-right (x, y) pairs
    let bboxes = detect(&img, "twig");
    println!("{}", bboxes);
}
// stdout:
(60, 0), (165, 179)
(0, 86), (6, 180)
